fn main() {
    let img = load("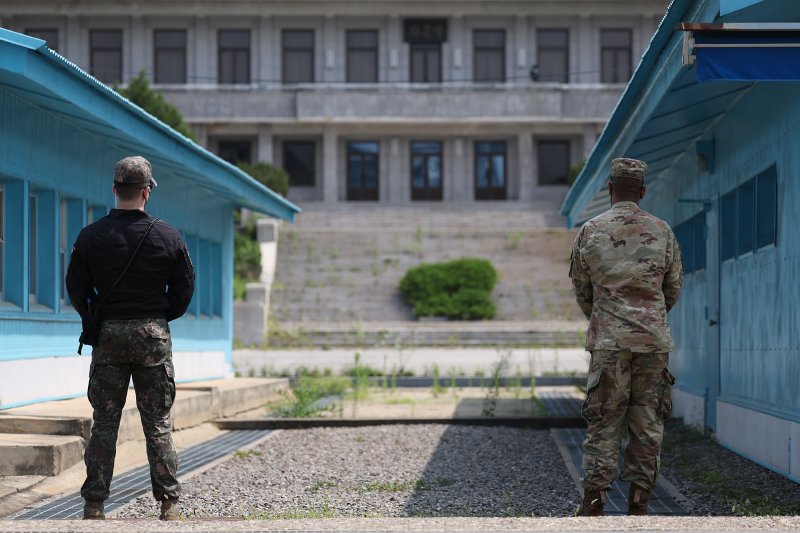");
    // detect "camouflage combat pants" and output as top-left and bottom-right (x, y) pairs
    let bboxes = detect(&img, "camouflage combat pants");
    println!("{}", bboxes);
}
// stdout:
(80, 318), (180, 503)
(581, 349), (675, 492)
